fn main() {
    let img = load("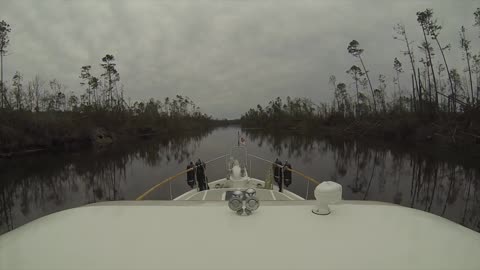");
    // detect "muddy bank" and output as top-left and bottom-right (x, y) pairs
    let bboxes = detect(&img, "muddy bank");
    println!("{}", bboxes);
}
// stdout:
(0, 111), (224, 158)
(0, 127), (211, 158)
(242, 114), (480, 158)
